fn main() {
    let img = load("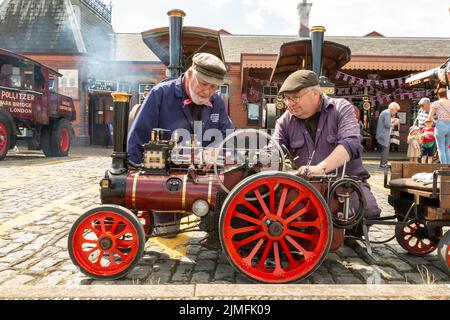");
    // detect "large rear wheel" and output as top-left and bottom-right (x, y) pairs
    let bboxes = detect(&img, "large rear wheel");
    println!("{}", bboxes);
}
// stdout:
(219, 172), (332, 283)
